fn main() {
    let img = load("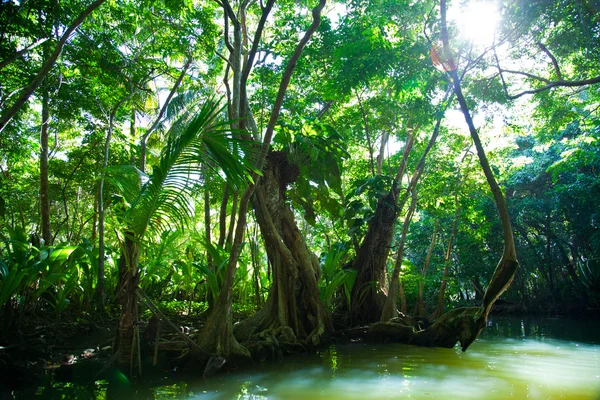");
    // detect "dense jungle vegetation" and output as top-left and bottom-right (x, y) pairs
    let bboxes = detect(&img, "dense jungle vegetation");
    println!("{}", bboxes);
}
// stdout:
(0, 0), (599, 389)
